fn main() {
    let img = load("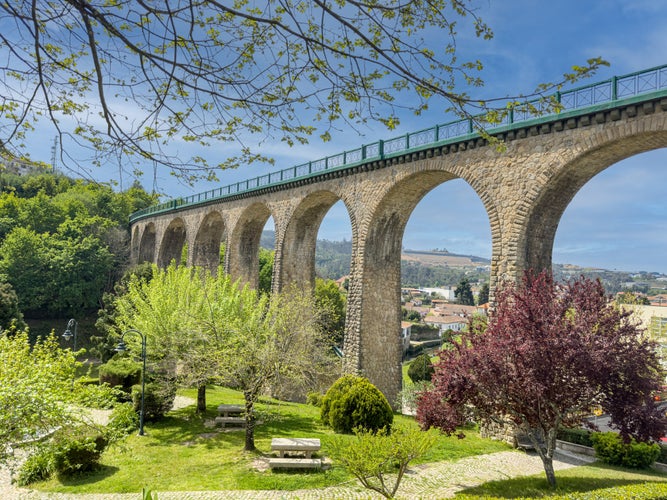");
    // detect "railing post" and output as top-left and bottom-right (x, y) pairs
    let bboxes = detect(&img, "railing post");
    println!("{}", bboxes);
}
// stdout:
(435, 125), (440, 142)
(468, 118), (473, 134)
(406, 133), (410, 149)
(611, 76), (618, 101)
(308, 161), (312, 174)
(362, 144), (367, 159)
(378, 140), (384, 158)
